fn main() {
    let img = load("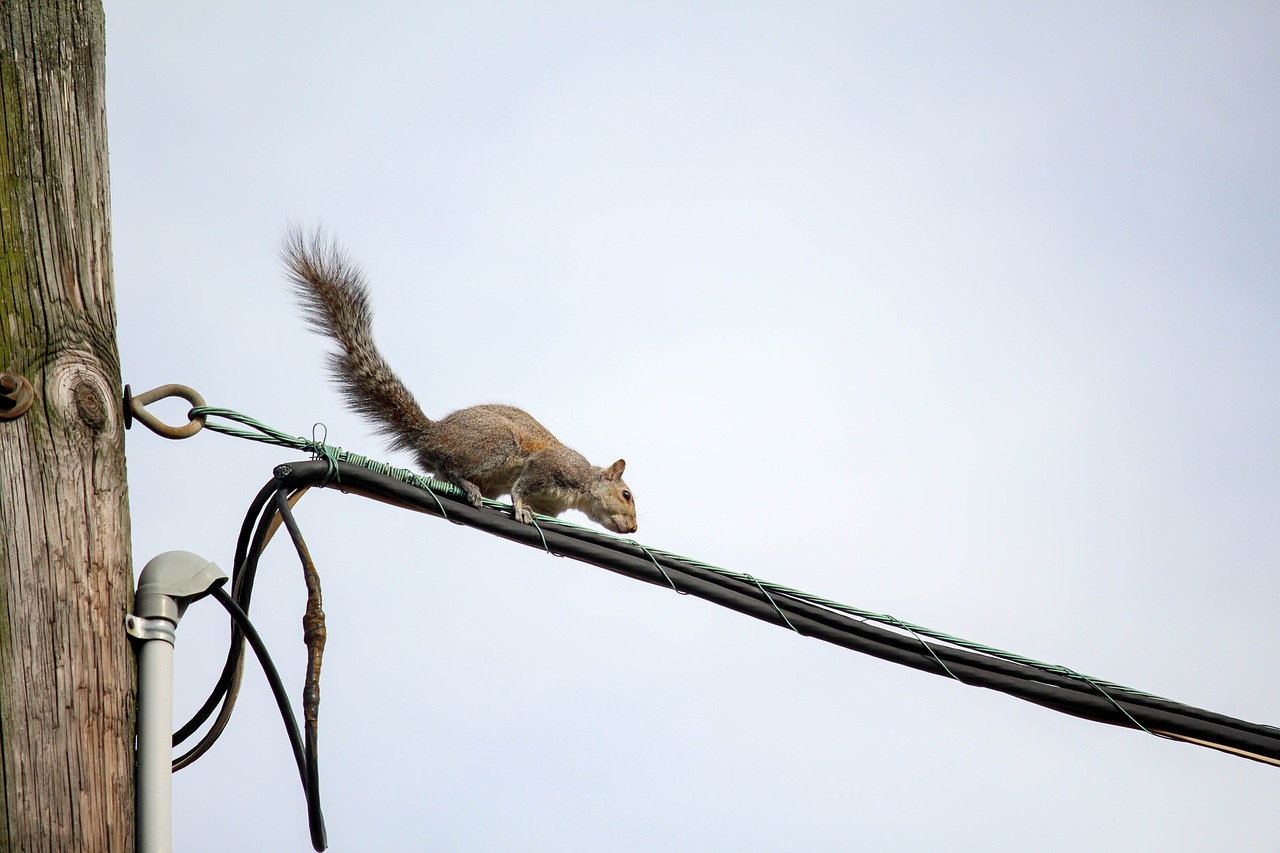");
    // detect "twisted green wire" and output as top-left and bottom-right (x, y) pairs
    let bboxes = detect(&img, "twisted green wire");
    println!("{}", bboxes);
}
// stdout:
(187, 404), (1171, 711)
